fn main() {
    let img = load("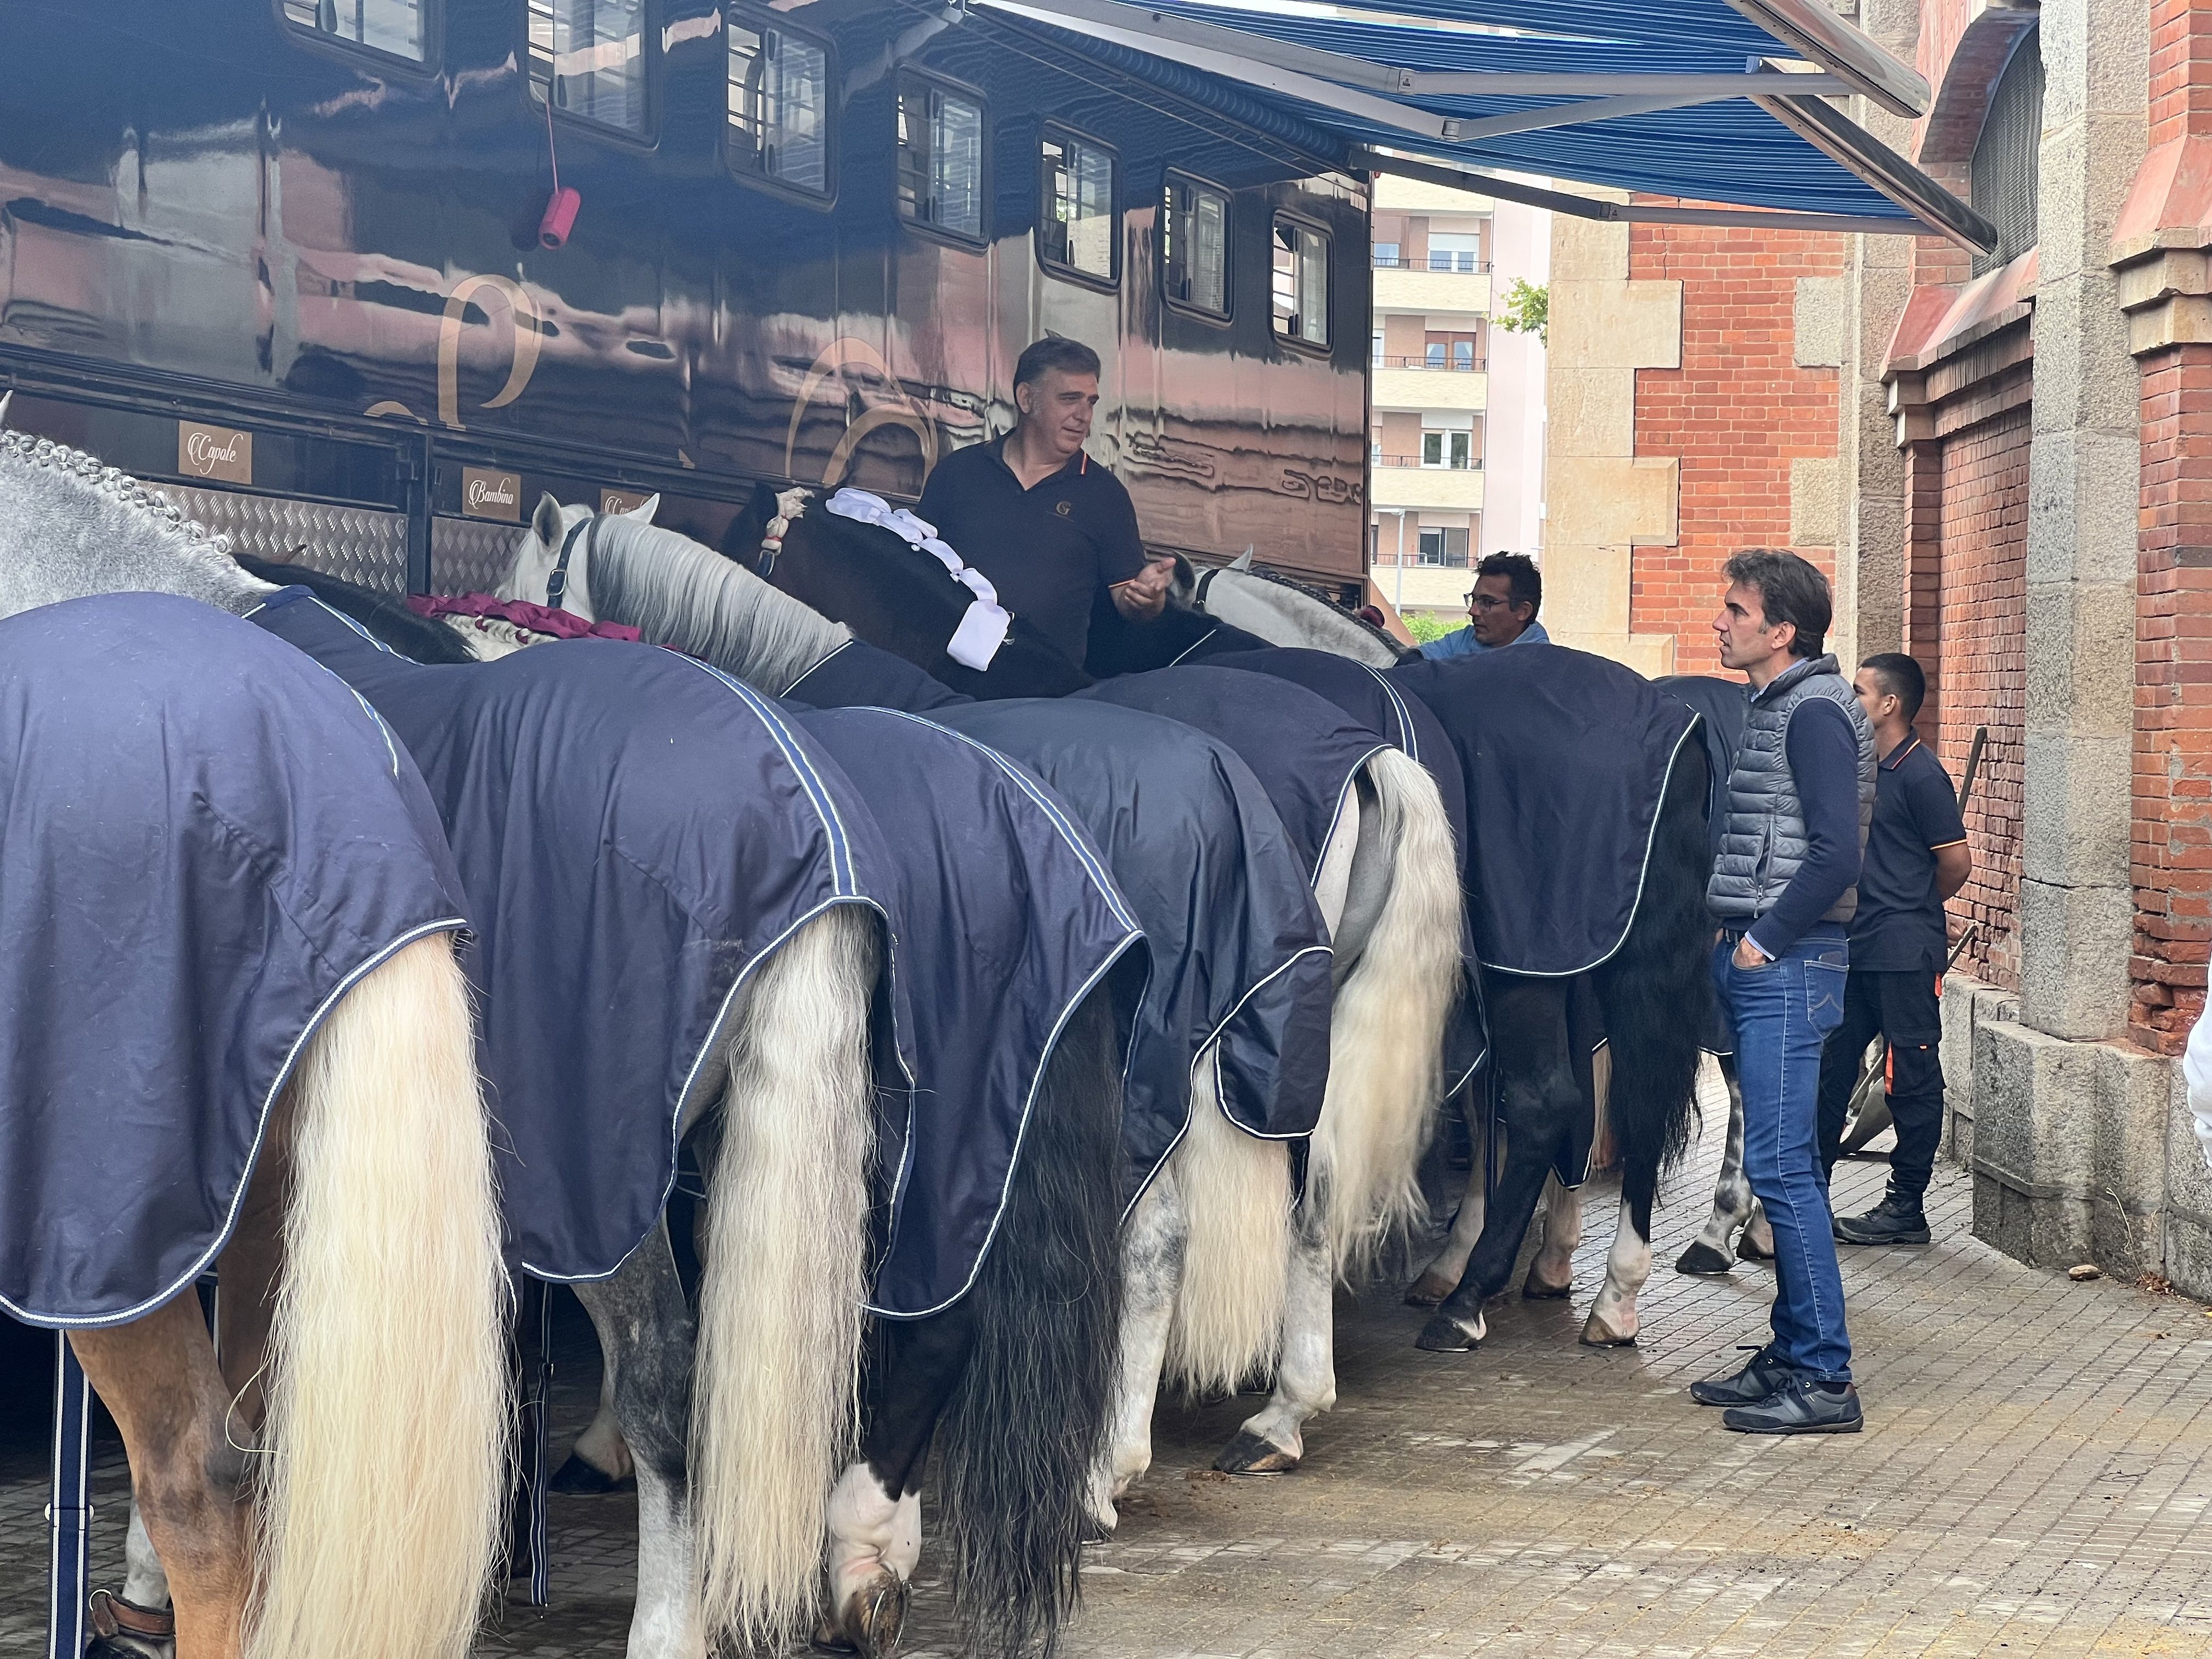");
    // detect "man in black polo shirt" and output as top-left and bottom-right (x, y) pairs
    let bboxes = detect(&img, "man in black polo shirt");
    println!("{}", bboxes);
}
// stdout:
(1815, 651), (1971, 1244)
(916, 337), (1172, 669)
